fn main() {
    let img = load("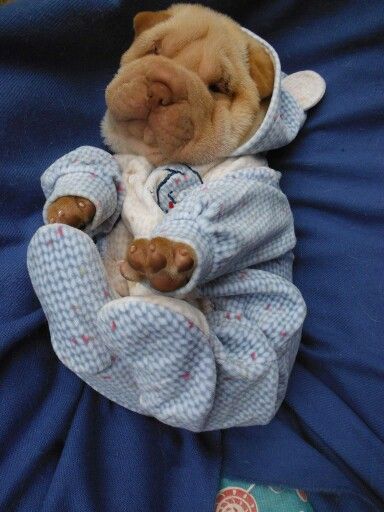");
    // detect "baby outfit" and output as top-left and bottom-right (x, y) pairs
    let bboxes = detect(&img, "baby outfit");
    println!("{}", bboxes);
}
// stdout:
(27, 30), (325, 432)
